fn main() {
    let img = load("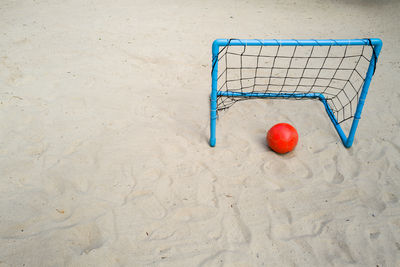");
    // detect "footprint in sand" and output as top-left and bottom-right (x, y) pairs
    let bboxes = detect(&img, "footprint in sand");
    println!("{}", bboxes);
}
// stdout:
(69, 223), (104, 255)
(134, 194), (166, 220)
(222, 211), (252, 246)
(196, 168), (218, 208)
(322, 156), (345, 184)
